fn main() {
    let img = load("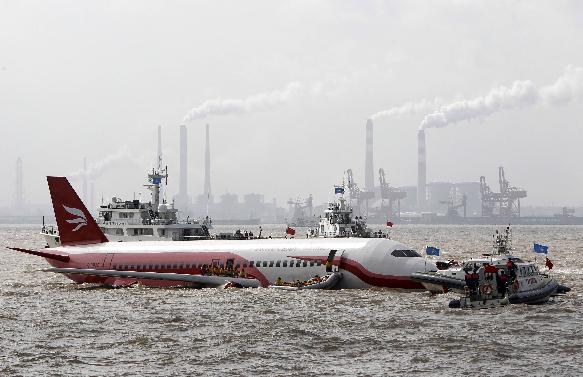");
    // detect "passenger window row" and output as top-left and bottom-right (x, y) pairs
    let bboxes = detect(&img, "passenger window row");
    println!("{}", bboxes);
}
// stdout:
(248, 260), (320, 268)
(111, 259), (322, 271)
